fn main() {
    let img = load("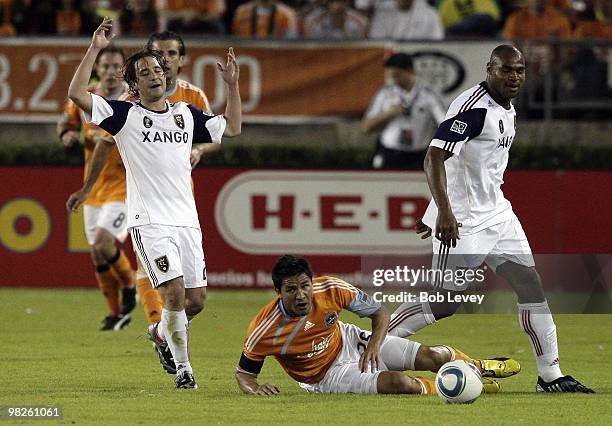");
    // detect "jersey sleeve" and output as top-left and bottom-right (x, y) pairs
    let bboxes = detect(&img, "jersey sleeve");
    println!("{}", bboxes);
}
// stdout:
(347, 288), (382, 318)
(237, 308), (273, 376)
(317, 277), (382, 318)
(429, 105), (487, 155)
(87, 94), (132, 137)
(187, 104), (226, 144)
